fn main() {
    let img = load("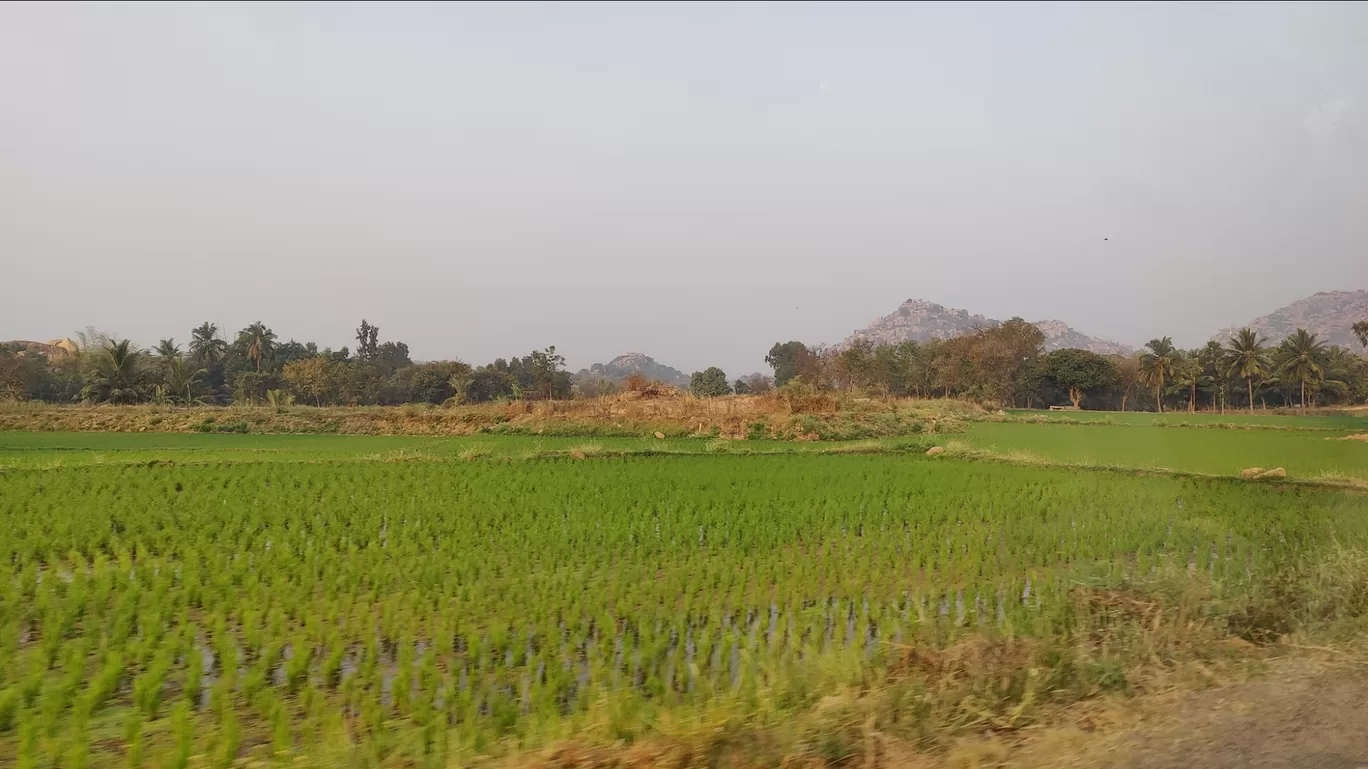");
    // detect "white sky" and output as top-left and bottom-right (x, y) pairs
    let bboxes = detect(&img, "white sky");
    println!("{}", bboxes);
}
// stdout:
(2, 2), (1366, 375)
